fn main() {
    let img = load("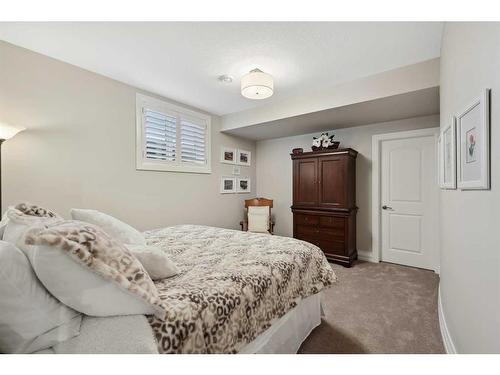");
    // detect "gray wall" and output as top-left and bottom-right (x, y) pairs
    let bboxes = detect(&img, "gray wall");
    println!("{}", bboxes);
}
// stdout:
(439, 23), (500, 353)
(0, 41), (256, 230)
(256, 115), (439, 260)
